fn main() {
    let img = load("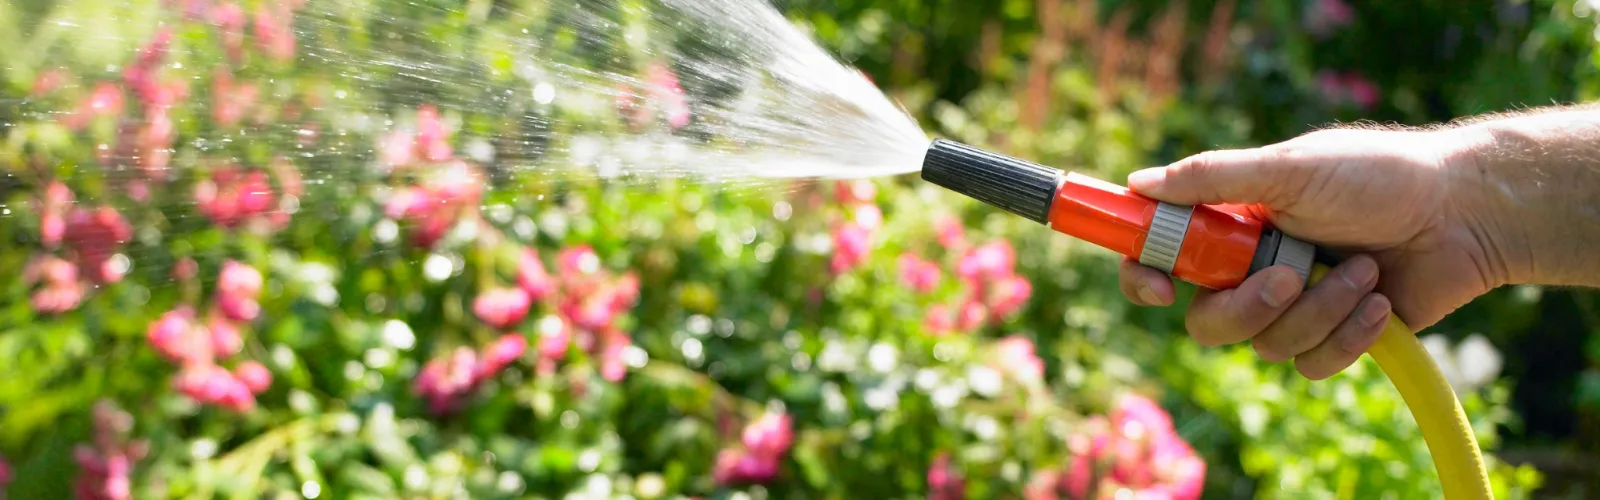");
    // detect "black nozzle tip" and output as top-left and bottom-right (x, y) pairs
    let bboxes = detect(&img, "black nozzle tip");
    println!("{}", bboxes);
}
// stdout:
(920, 139), (1063, 225)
